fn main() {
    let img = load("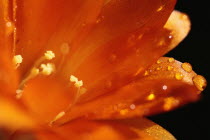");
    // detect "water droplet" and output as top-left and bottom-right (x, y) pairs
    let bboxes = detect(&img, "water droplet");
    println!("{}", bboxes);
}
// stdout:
(167, 66), (173, 71)
(156, 59), (161, 64)
(144, 70), (149, 76)
(168, 57), (175, 63)
(175, 73), (183, 80)
(147, 92), (155, 101)
(192, 75), (207, 91)
(181, 62), (192, 73)
(130, 104), (136, 110)
(168, 35), (173, 39)
(162, 85), (168, 90)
